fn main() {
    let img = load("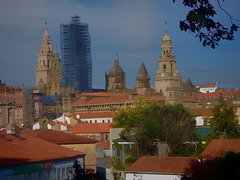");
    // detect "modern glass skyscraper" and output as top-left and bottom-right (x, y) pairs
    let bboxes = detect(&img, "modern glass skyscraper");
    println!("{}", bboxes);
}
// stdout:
(60, 16), (92, 92)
